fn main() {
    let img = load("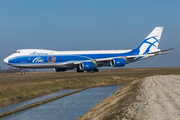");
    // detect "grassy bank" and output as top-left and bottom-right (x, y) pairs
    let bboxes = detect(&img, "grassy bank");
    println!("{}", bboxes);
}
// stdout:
(79, 79), (141, 120)
(0, 67), (180, 107)
(103, 80), (142, 119)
